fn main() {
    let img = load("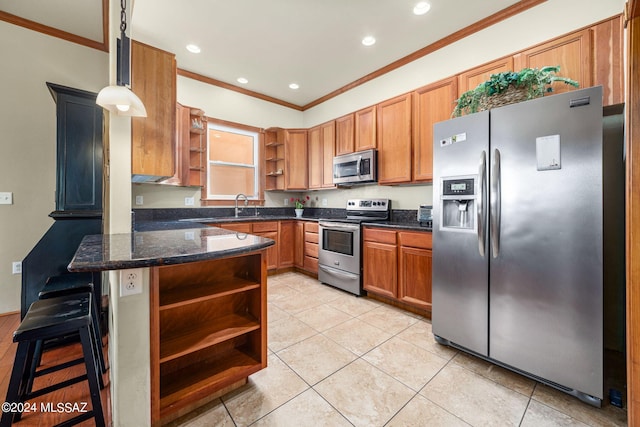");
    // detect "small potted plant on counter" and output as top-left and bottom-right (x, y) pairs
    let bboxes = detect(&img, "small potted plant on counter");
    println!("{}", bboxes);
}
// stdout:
(452, 66), (579, 117)
(291, 196), (309, 218)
